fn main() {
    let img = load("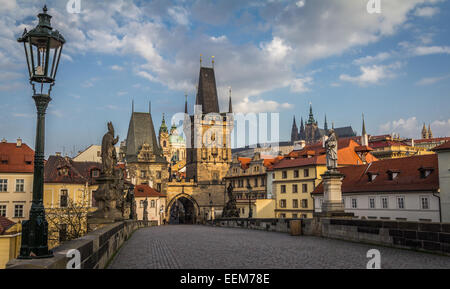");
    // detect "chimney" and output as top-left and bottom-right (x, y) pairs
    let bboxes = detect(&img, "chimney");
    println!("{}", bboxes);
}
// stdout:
(55, 152), (62, 157)
(16, 138), (22, 147)
(294, 140), (305, 150)
(1, 138), (6, 143)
